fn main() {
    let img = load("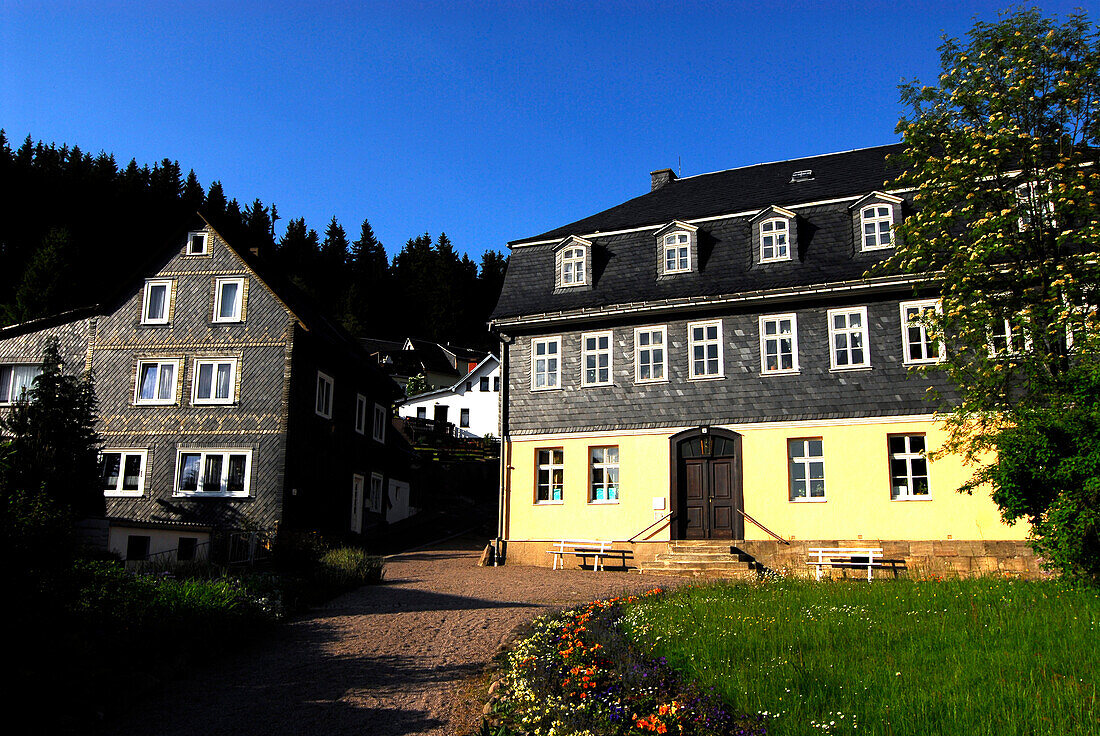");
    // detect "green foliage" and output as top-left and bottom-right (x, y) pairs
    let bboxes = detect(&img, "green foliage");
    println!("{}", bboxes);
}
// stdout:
(318, 546), (385, 587)
(885, 8), (1100, 580)
(624, 579), (1100, 736)
(405, 372), (430, 396)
